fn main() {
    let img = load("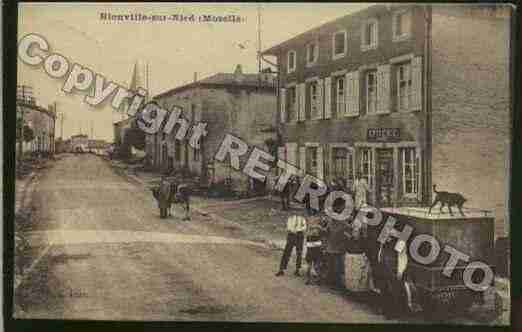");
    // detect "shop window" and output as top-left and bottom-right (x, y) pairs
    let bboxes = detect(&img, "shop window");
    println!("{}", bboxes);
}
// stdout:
(286, 87), (297, 122)
(401, 147), (419, 197)
(331, 147), (354, 186)
(366, 70), (378, 114)
(310, 81), (319, 119)
(397, 62), (413, 111)
(360, 148), (373, 187)
(335, 76), (345, 115)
